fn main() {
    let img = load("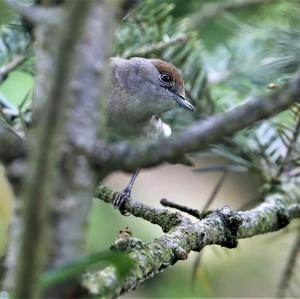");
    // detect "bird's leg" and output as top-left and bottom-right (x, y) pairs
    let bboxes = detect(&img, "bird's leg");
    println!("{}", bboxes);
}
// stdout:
(113, 169), (140, 211)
